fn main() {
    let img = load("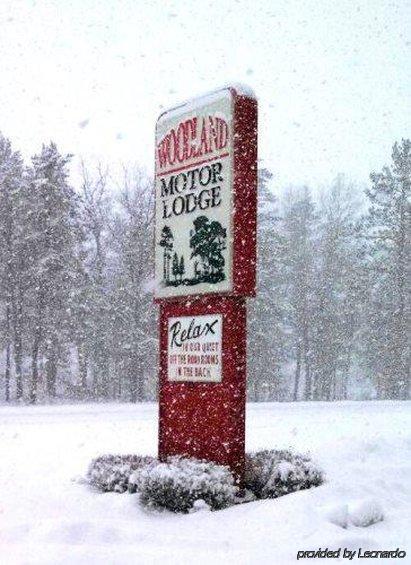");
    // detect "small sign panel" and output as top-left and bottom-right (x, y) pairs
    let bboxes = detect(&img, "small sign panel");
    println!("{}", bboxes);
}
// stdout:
(168, 314), (222, 382)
